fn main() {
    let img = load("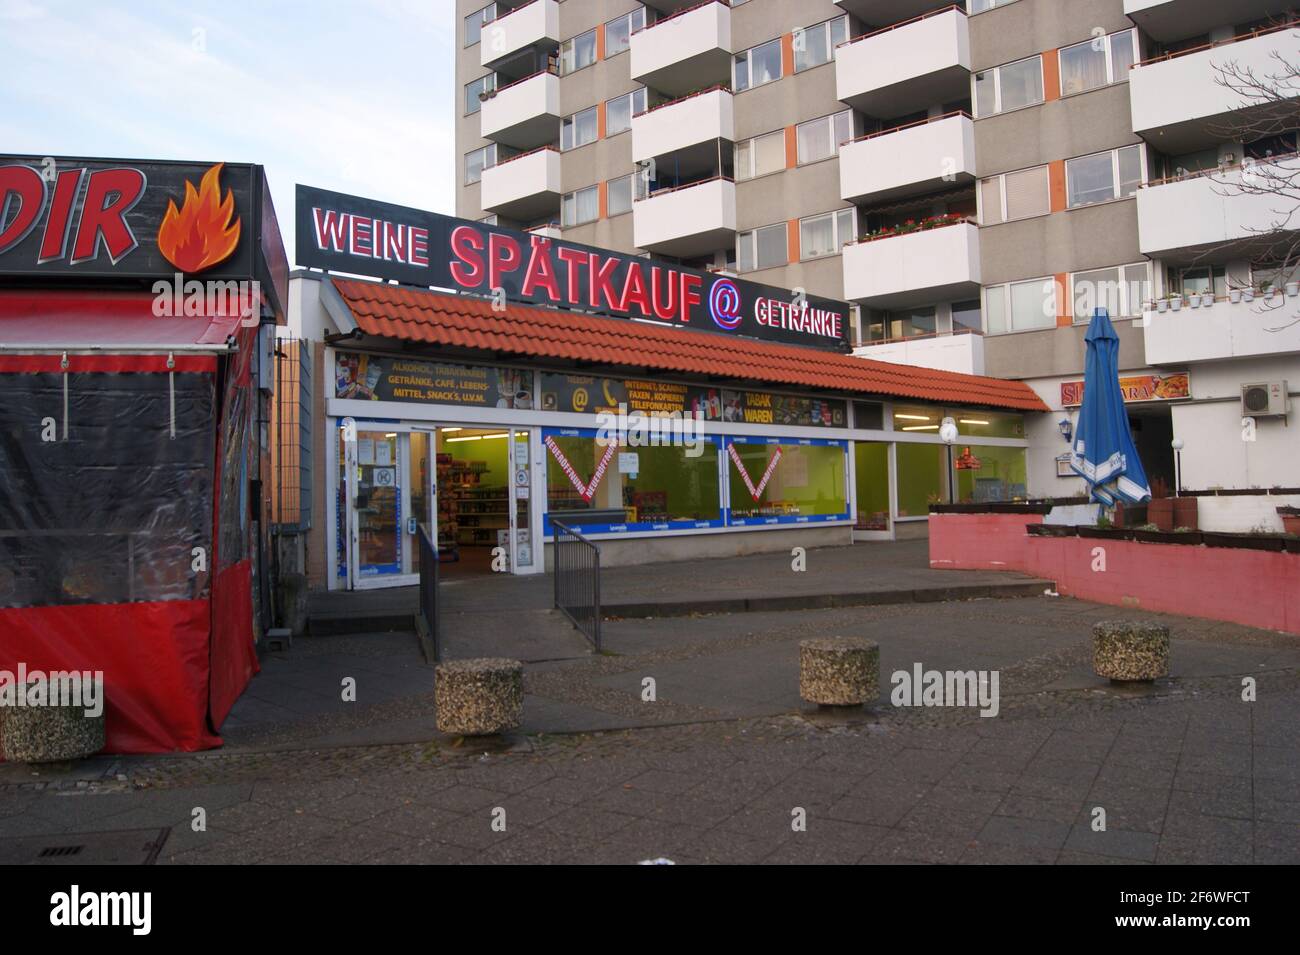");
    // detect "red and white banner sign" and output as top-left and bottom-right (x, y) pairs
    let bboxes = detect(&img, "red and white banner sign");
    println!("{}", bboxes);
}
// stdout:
(546, 435), (618, 502)
(728, 443), (783, 501)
